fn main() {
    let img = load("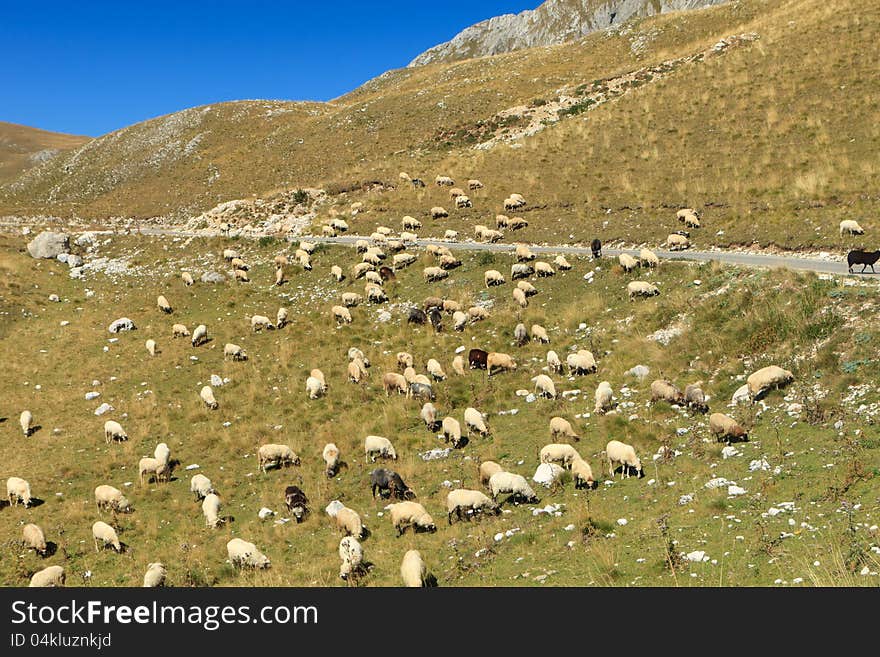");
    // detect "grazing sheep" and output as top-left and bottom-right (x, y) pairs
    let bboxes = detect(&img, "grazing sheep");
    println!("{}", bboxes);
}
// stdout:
(332, 305), (353, 323)
(747, 365), (794, 399)
(514, 322), (529, 346)
(276, 307), (289, 328)
(468, 306), (490, 321)
(453, 311), (469, 331)
(392, 253), (417, 270)
(331, 218), (349, 232)
(628, 281), (660, 299)
(435, 175), (454, 186)
(442, 299), (461, 313)
(331, 265), (345, 281)
(639, 248), (659, 267)
(22, 523), (47, 555)
(464, 407), (490, 436)
(274, 254), (290, 267)
(397, 352), (415, 370)
(481, 228), (504, 243)
(468, 179), (483, 190)
(348, 360), (364, 383)
(322, 225), (337, 236)
(157, 295), (172, 313)
(306, 372), (327, 399)
(366, 272), (384, 289)
(479, 461), (503, 486)
(571, 457), (597, 490)
(222, 248), (239, 262)
(431, 206), (449, 219)
(606, 440), (644, 479)
(439, 254), (461, 270)
(258, 444), (300, 472)
(408, 380), (435, 402)
(546, 350), (563, 373)
(511, 263), (534, 280)
(335, 506), (365, 539)
(7, 476), (32, 507)
(540, 443), (582, 468)
(489, 471), (539, 504)
(444, 229), (459, 239)
(370, 468), (414, 501)
(427, 358), (447, 381)
(223, 343), (247, 361)
(250, 314), (275, 332)
(154, 442), (170, 467)
(230, 257), (249, 271)
(534, 261), (555, 277)
(503, 196), (526, 211)
(684, 381), (709, 413)
(567, 349), (597, 375)
(92, 521), (122, 553)
(339, 536), (364, 580)
(846, 249), (880, 273)
(531, 374), (557, 399)
(182, 271), (194, 286)
(401, 550), (428, 587)
(554, 255), (572, 270)
(234, 268), (250, 282)
(676, 208), (698, 222)
(484, 269), (505, 287)
(365, 435), (397, 462)
(840, 219), (865, 236)
(352, 262), (374, 279)
(297, 253), (312, 271)
(348, 347), (370, 367)
(420, 402), (440, 430)
(143, 563), (167, 587)
(190, 474), (214, 500)
(172, 323), (190, 338)
(139, 457), (169, 484)
(508, 217), (528, 230)
(513, 287), (528, 308)
(103, 420), (128, 444)
(383, 372), (408, 395)
(549, 416), (580, 441)
(447, 489), (500, 524)
(200, 385), (219, 409)
(591, 238), (602, 258)
(20, 410), (33, 436)
(323, 443), (341, 477)
(496, 214), (510, 228)
(389, 501), (436, 536)
(517, 280), (538, 296)
(667, 233), (690, 251)
(594, 381), (614, 414)
(95, 484), (131, 512)
(452, 355), (466, 376)
(29, 565), (65, 587)
(441, 417), (464, 448)
(455, 195), (472, 209)
(284, 486), (309, 522)
(202, 493), (222, 528)
(424, 266), (448, 282)
(709, 413), (749, 443)
(530, 324), (550, 343)
(227, 538), (271, 569)
(145, 338), (158, 356)
(191, 324), (208, 346)
(515, 243), (536, 262)
(618, 253), (639, 273)
(651, 379), (685, 405)
(487, 352), (517, 376)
